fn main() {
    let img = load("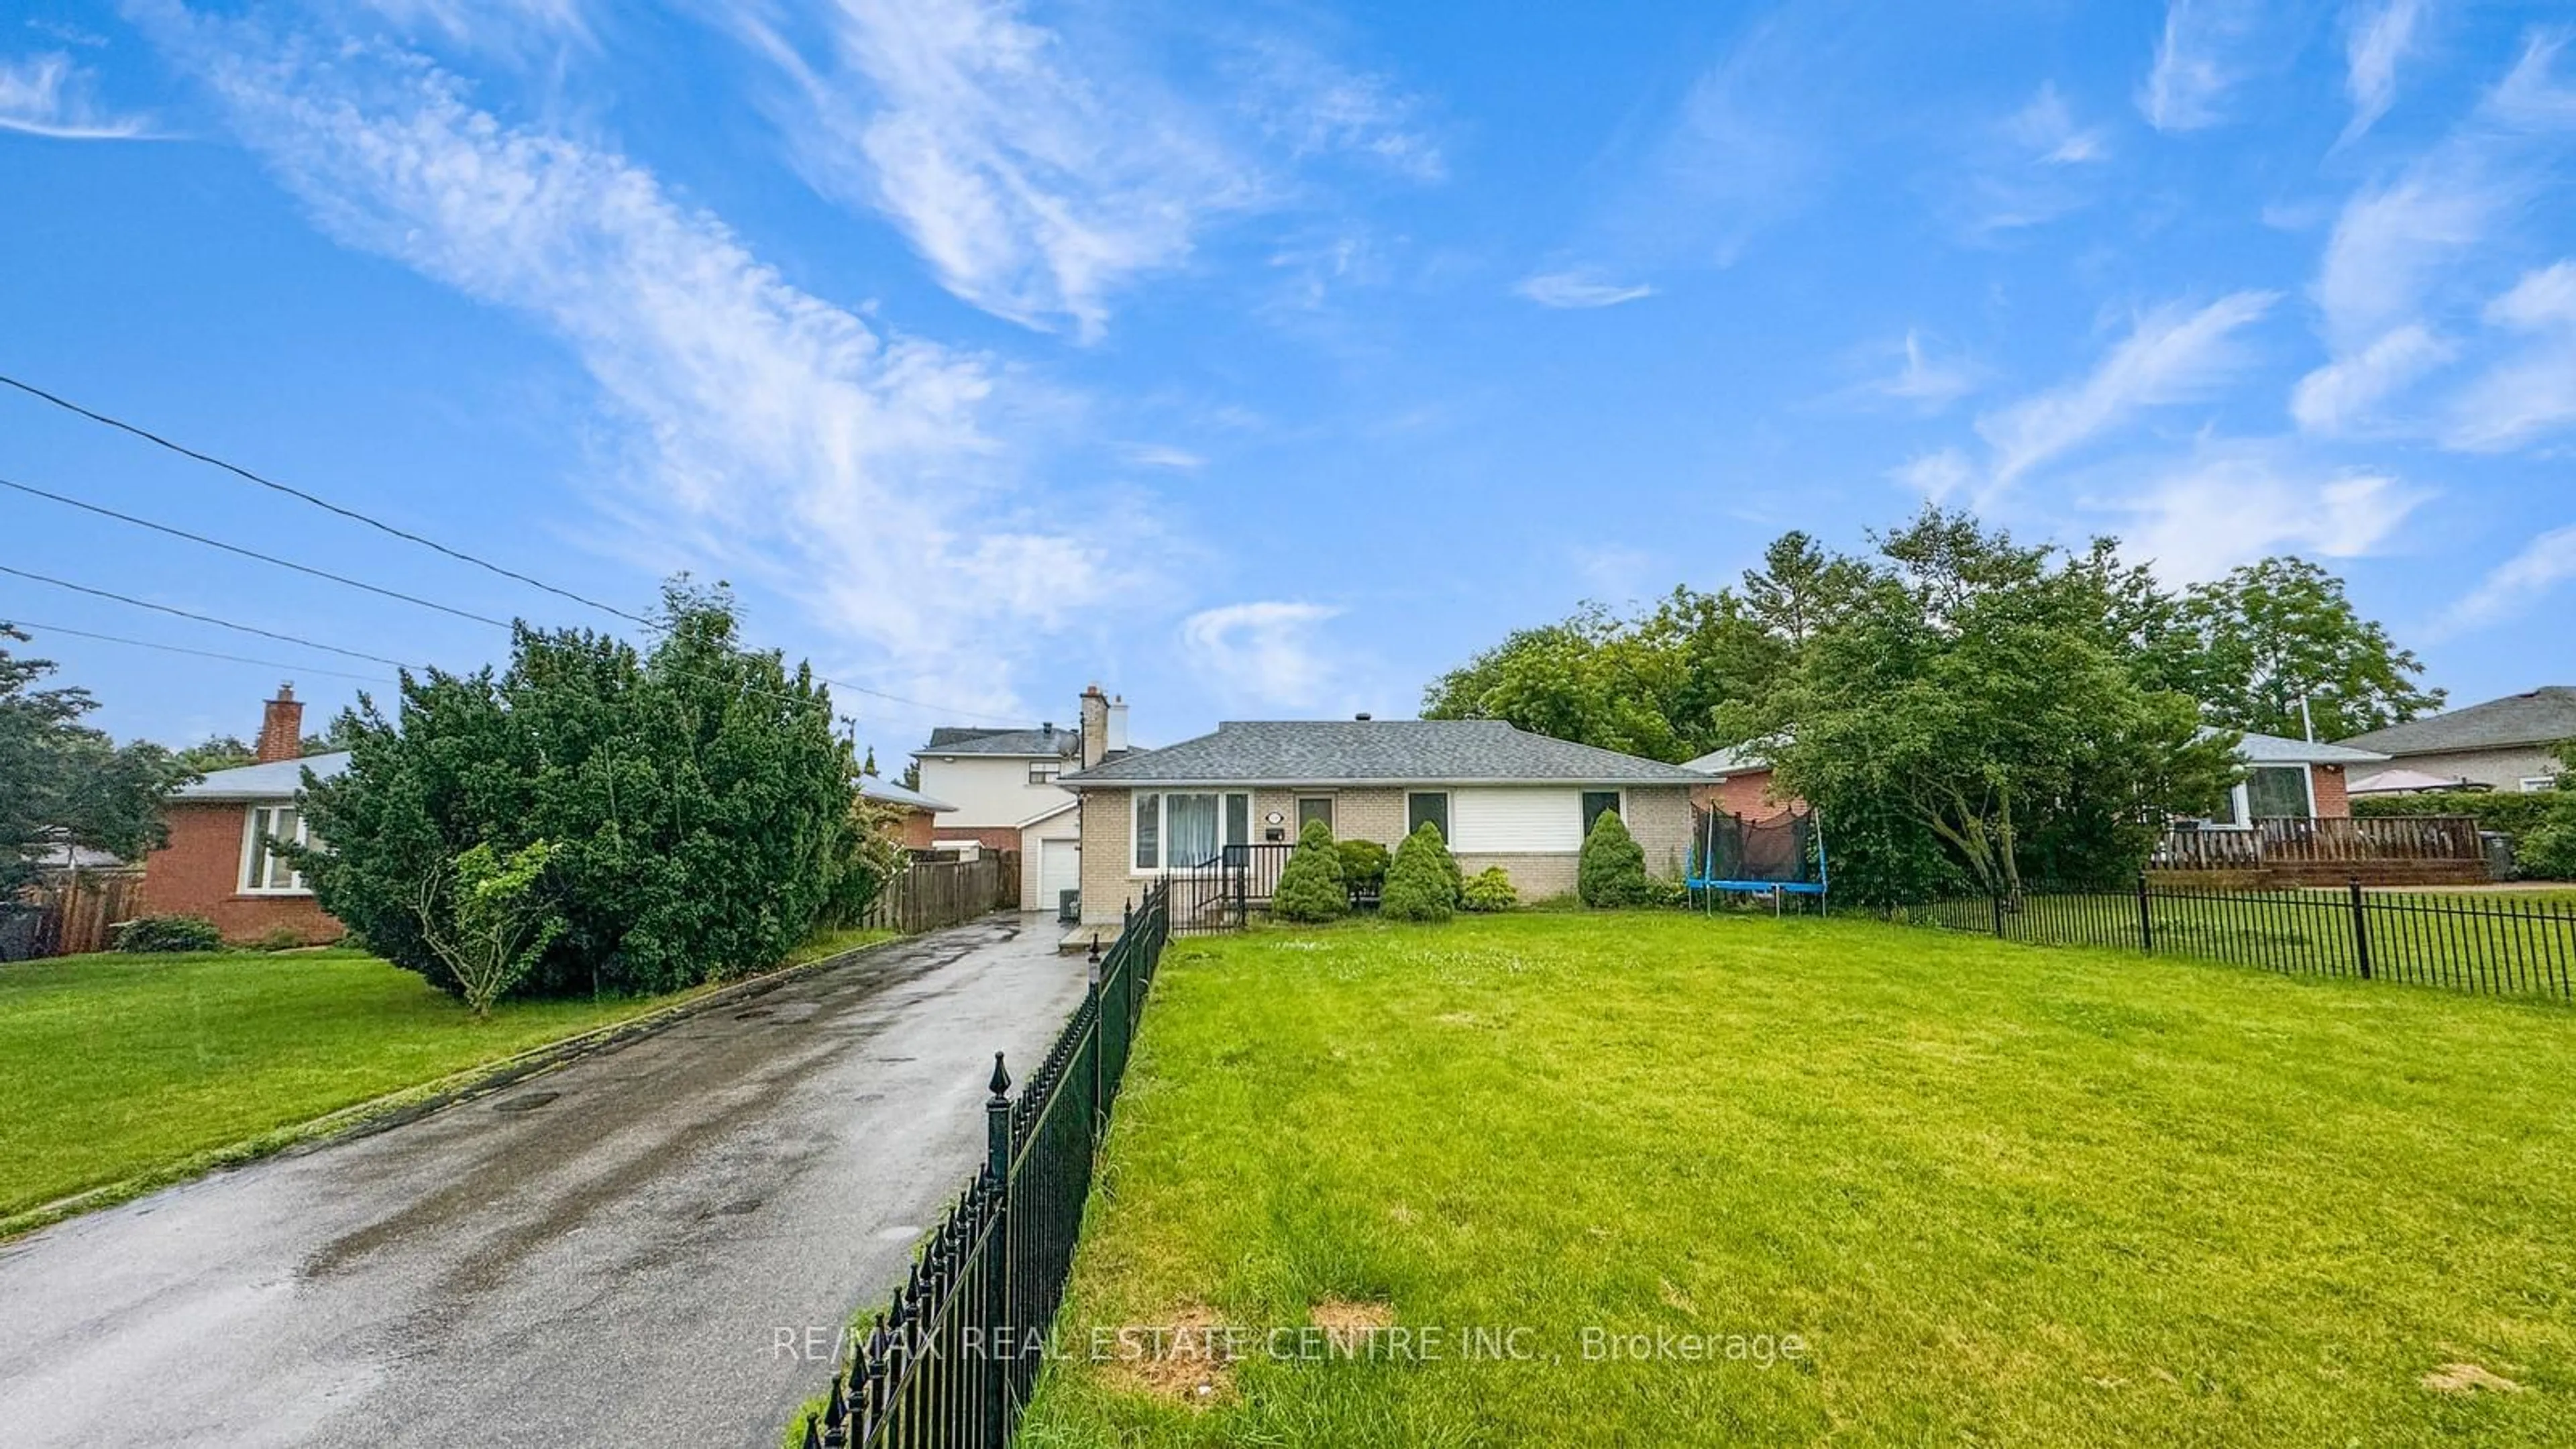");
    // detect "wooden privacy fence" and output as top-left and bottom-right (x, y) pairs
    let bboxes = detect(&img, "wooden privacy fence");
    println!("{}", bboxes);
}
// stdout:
(1, 871), (148, 961)
(865, 853), (1020, 934)
(2154, 816), (2483, 871)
